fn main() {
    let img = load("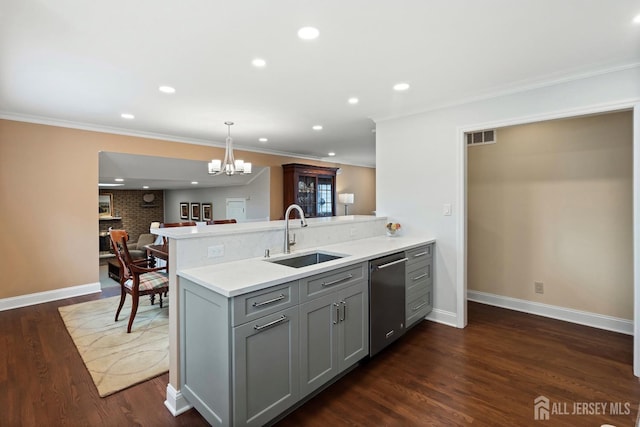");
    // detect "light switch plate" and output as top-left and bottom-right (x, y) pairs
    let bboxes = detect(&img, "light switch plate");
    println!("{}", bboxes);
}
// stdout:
(443, 204), (452, 216)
